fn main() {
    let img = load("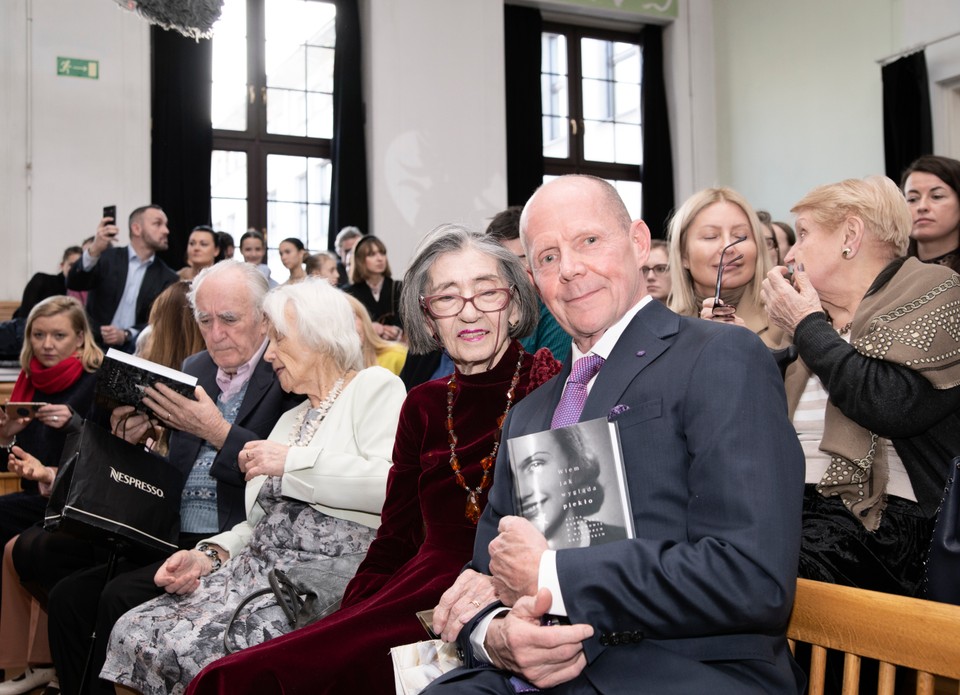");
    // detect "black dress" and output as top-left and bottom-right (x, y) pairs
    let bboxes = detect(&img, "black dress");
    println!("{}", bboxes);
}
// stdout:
(344, 278), (403, 328)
